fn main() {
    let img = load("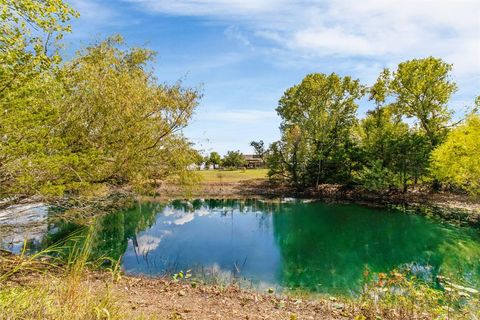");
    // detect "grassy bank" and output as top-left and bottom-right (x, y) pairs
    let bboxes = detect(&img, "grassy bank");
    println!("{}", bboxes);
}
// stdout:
(1, 247), (478, 320)
(197, 169), (269, 183)
(1, 266), (479, 319)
